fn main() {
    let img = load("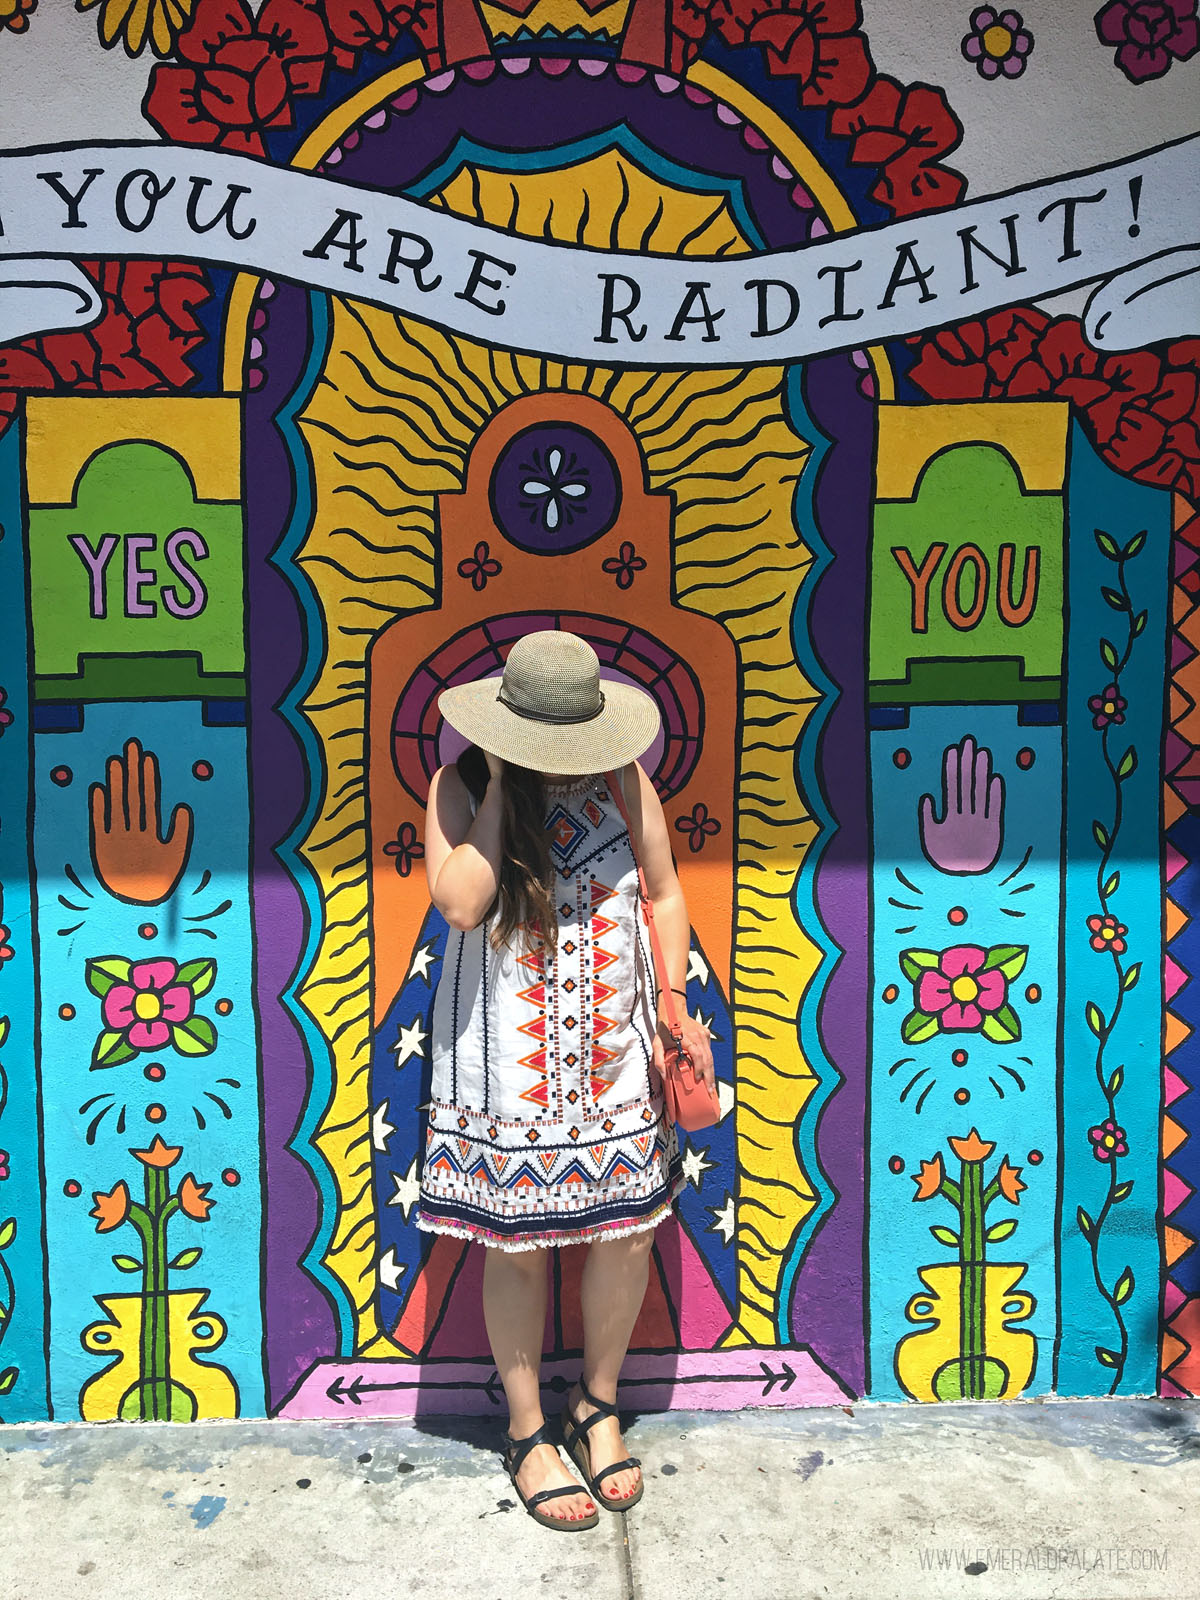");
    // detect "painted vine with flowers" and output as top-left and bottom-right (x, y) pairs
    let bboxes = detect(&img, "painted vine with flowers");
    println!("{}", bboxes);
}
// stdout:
(1076, 524), (1150, 1392)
